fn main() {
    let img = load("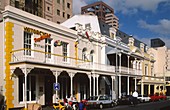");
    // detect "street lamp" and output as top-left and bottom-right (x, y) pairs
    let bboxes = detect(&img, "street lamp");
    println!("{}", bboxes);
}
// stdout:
(115, 37), (121, 98)
(163, 64), (167, 95)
